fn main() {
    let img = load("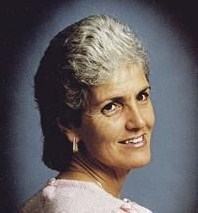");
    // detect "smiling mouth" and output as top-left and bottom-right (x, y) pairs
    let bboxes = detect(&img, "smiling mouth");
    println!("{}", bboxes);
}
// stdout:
(118, 135), (146, 147)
